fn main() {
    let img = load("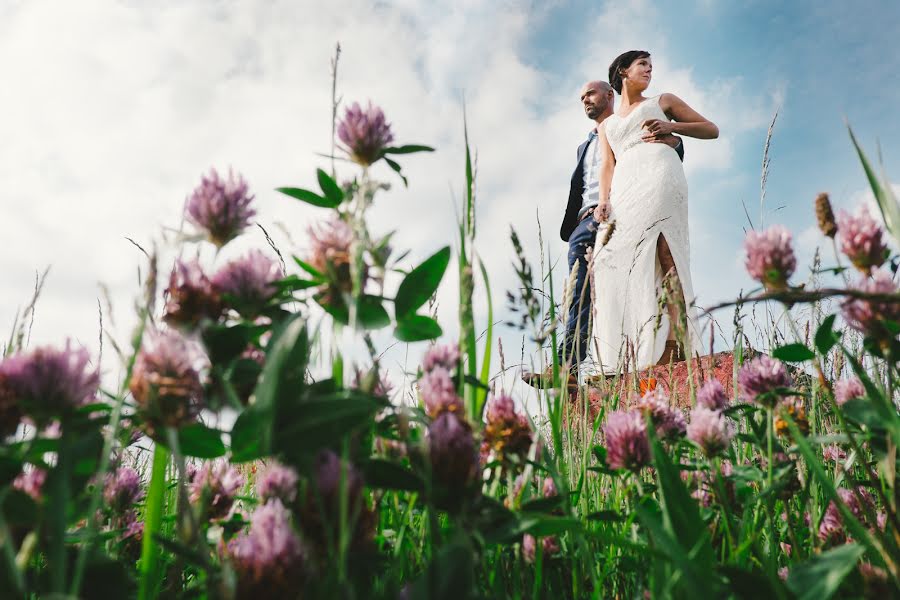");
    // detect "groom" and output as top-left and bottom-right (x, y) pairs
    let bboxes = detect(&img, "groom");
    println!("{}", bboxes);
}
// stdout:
(524, 80), (684, 388)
